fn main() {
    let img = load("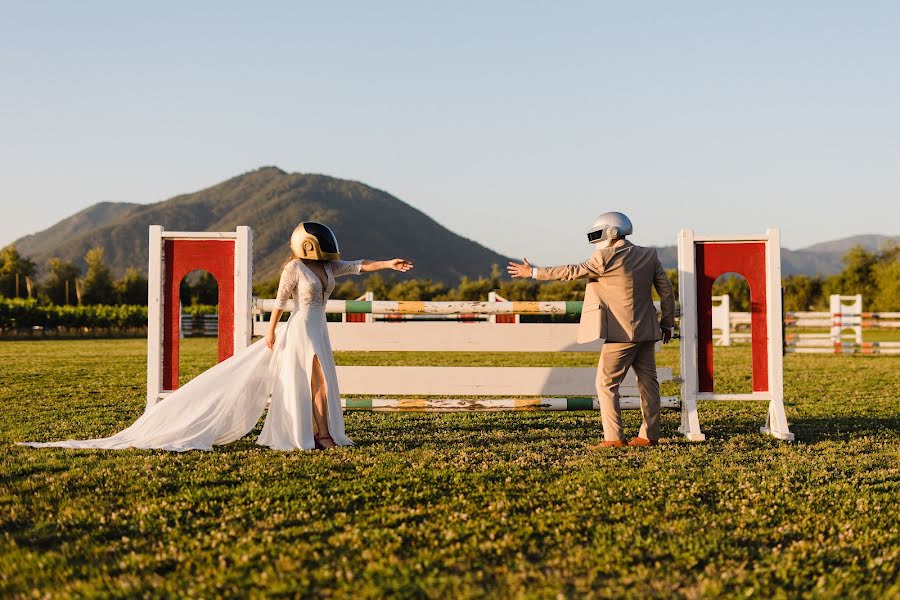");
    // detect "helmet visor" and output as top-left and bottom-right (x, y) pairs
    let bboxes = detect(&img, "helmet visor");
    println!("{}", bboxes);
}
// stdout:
(303, 222), (339, 254)
(587, 228), (607, 243)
